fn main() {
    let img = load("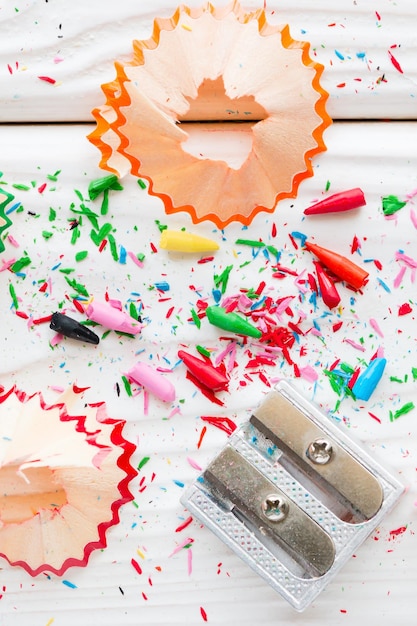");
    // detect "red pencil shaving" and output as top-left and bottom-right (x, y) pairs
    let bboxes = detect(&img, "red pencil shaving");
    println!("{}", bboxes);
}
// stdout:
(314, 262), (341, 309)
(178, 350), (229, 392)
(304, 188), (366, 215)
